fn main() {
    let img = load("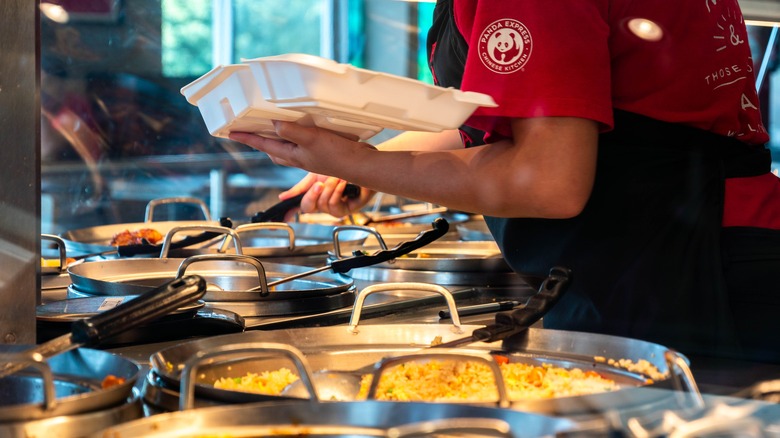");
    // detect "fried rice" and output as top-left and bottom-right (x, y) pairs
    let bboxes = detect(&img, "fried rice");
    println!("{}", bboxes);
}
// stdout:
(213, 367), (299, 395)
(213, 360), (624, 401)
(357, 360), (619, 402)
